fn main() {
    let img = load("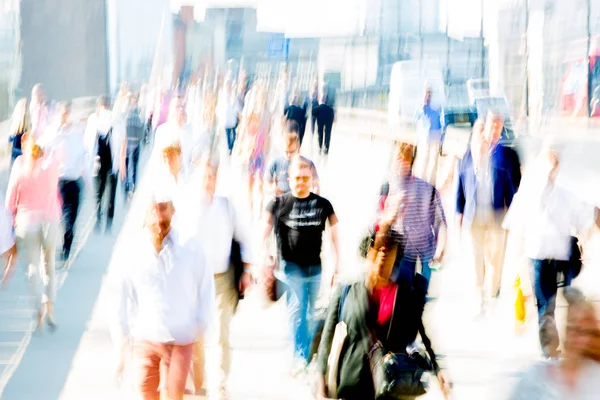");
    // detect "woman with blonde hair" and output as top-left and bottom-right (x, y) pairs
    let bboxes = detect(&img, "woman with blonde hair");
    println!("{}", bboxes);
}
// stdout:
(9, 98), (29, 166)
